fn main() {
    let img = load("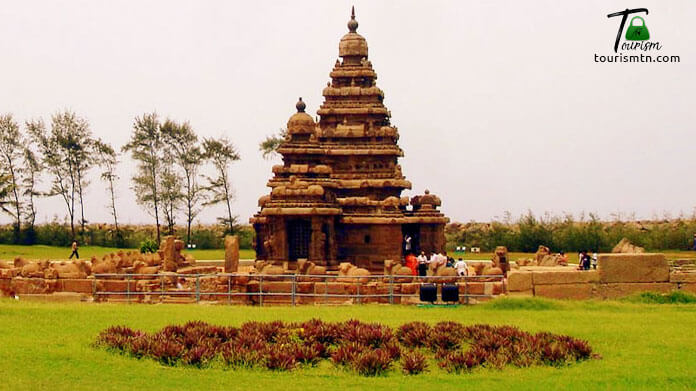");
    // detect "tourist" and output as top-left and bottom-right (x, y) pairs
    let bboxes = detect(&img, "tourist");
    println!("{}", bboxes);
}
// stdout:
(454, 258), (468, 276)
(68, 240), (79, 259)
(558, 251), (569, 266)
(404, 234), (412, 252)
(692, 234), (696, 251)
(591, 251), (598, 270)
(446, 256), (454, 268)
(577, 251), (586, 270)
(582, 251), (591, 270)
(404, 252), (418, 276)
(417, 251), (428, 277)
